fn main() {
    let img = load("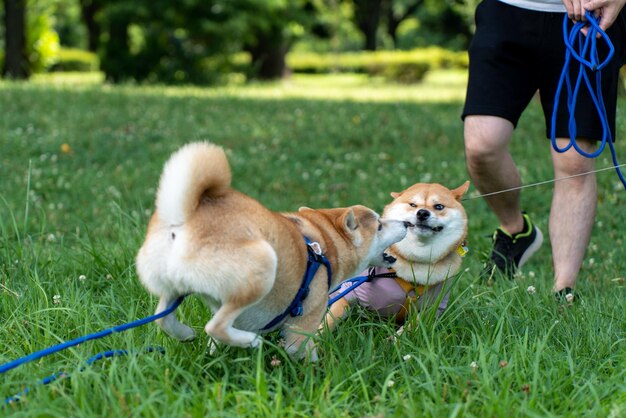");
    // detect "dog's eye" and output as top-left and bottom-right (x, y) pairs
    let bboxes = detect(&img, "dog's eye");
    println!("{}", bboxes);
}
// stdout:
(434, 204), (445, 210)
(378, 222), (383, 231)
(409, 203), (417, 208)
